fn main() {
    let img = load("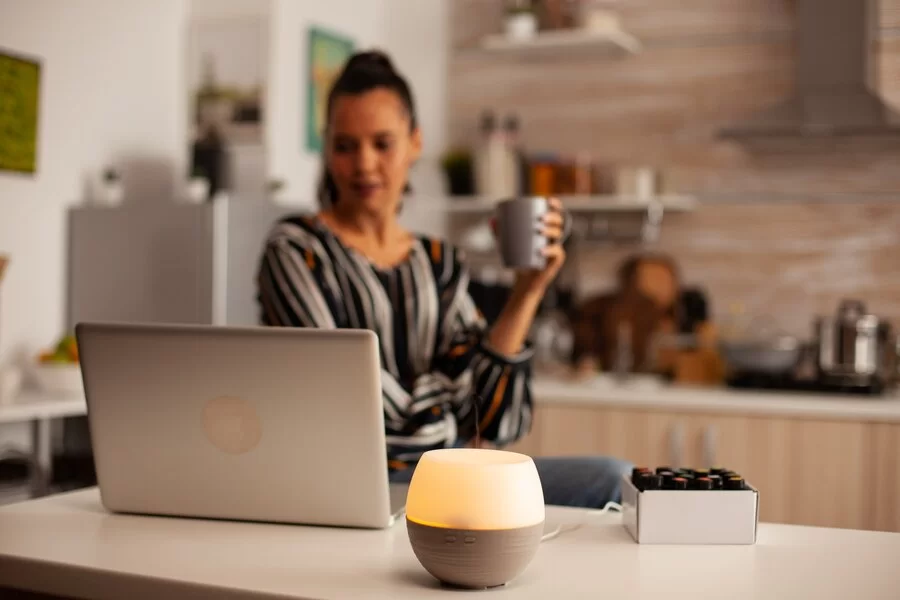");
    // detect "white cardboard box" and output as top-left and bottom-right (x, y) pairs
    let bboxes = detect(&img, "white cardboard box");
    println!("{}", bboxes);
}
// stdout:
(622, 474), (759, 545)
